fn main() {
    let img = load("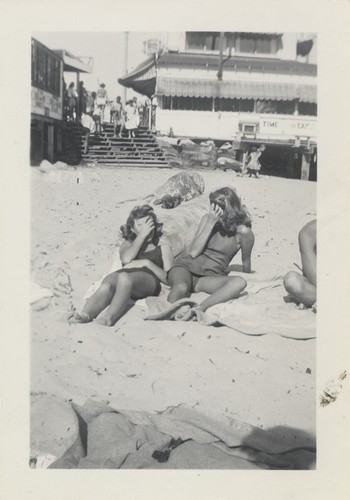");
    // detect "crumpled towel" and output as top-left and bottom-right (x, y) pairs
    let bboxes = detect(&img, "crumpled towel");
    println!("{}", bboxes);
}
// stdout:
(145, 277), (316, 340)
